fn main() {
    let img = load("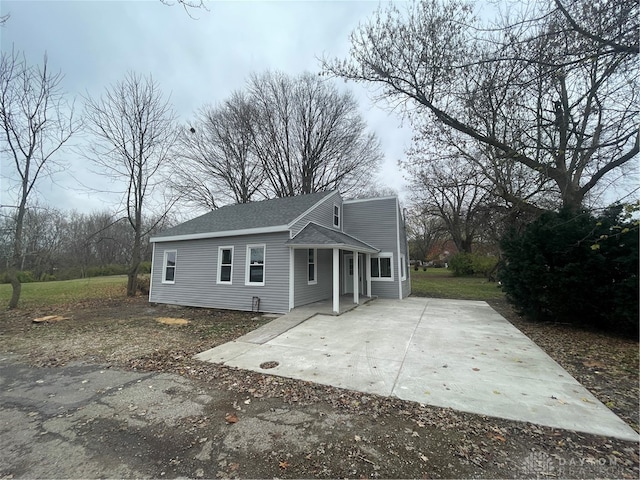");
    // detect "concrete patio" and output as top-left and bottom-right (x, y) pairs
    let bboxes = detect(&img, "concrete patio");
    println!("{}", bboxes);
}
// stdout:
(196, 297), (638, 442)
